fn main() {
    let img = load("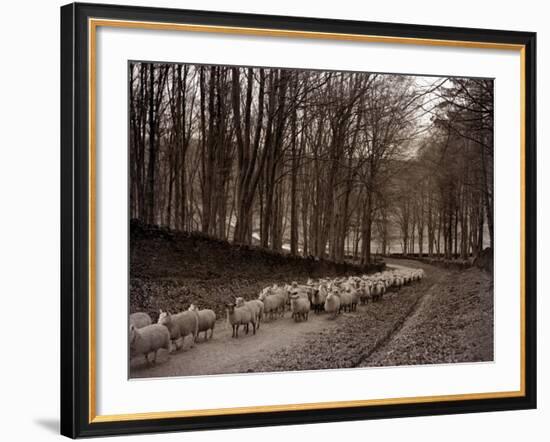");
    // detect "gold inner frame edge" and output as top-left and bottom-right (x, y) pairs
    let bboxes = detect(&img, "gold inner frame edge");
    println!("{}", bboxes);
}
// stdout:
(87, 17), (527, 424)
